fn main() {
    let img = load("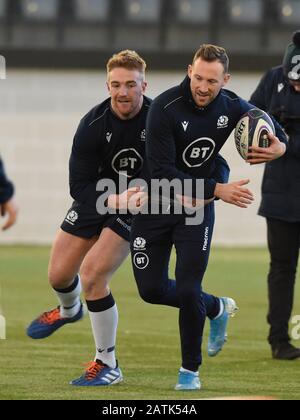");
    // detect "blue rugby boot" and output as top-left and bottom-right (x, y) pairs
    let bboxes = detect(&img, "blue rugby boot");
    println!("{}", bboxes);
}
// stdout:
(26, 304), (85, 339)
(70, 360), (123, 386)
(208, 297), (238, 357)
(175, 369), (201, 391)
